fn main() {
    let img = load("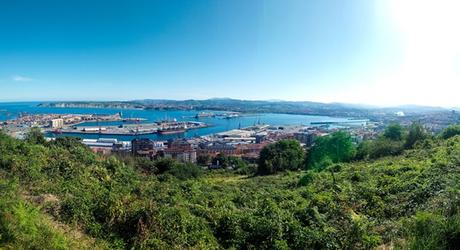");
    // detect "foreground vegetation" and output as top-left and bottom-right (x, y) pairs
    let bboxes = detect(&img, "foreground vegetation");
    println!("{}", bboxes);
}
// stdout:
(1, 125), (460, 249)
